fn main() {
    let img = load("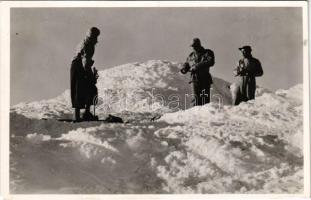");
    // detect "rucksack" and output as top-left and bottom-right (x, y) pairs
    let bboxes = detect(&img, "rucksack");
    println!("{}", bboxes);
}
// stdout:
(253, 59), (263, 77)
